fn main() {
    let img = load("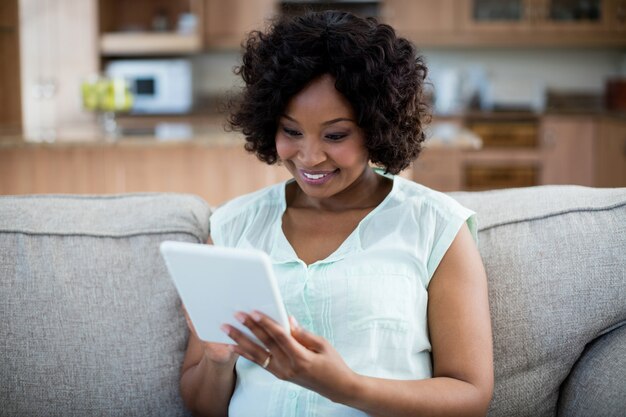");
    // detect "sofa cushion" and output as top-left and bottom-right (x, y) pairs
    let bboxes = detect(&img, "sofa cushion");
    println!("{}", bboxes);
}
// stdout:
(451, 186), (626, 417)
(557, 323), (626, 417)
(0, 194), (210, 417)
